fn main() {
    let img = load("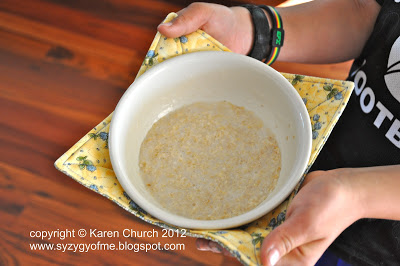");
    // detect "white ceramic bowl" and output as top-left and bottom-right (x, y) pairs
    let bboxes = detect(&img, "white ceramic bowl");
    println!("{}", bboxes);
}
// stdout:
(109, 51), (311, 229)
